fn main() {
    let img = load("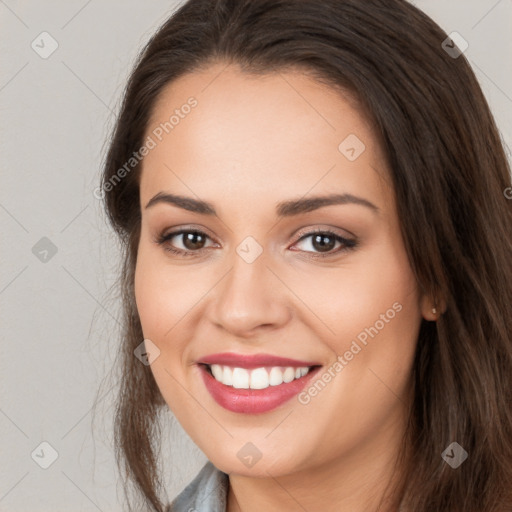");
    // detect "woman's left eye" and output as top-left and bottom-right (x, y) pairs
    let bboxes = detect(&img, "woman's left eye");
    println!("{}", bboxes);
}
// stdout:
(155, 229), (358, 258)
(291, 230), (358, 257)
